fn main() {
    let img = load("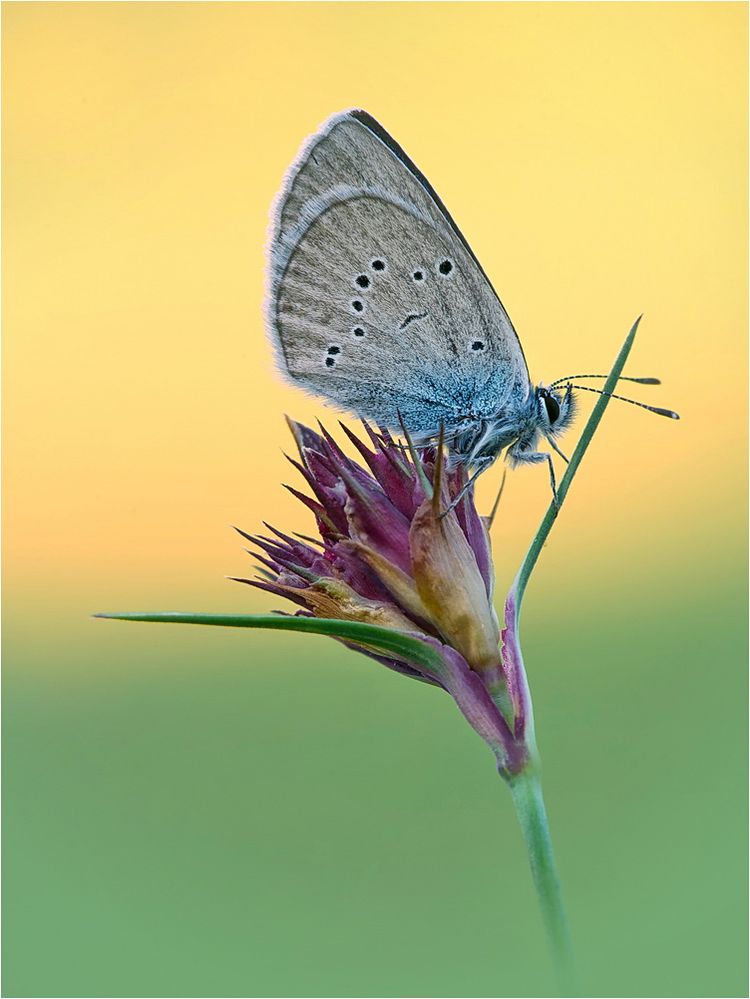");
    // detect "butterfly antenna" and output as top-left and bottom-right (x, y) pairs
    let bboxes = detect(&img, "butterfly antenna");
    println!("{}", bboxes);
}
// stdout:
(549, 374), (661, 389)
(567, 384), (679, 419)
